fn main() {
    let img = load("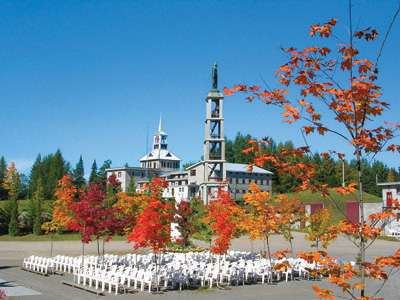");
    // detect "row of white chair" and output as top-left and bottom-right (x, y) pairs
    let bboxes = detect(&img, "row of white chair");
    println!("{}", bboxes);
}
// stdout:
(24, 251), (356, 294)
(23, 256), (54, 274)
